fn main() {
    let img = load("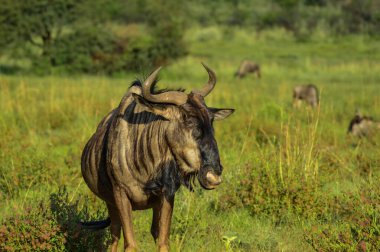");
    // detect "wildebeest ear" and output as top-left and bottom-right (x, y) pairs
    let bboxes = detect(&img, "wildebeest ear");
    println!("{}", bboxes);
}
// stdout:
(209, 108), (235, 121)
(132, 93), (175, 120)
